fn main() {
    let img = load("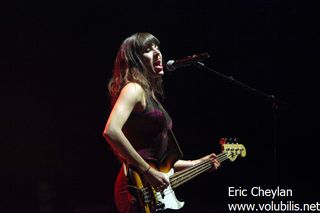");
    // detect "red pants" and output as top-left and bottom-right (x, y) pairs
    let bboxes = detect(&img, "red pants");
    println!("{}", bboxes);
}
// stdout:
(114, 166), (141, 213)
